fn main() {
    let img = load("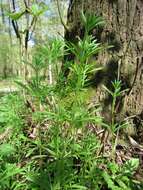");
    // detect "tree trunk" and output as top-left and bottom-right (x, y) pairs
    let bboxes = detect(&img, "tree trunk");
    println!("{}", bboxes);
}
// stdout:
(65, 0), (143, 121)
